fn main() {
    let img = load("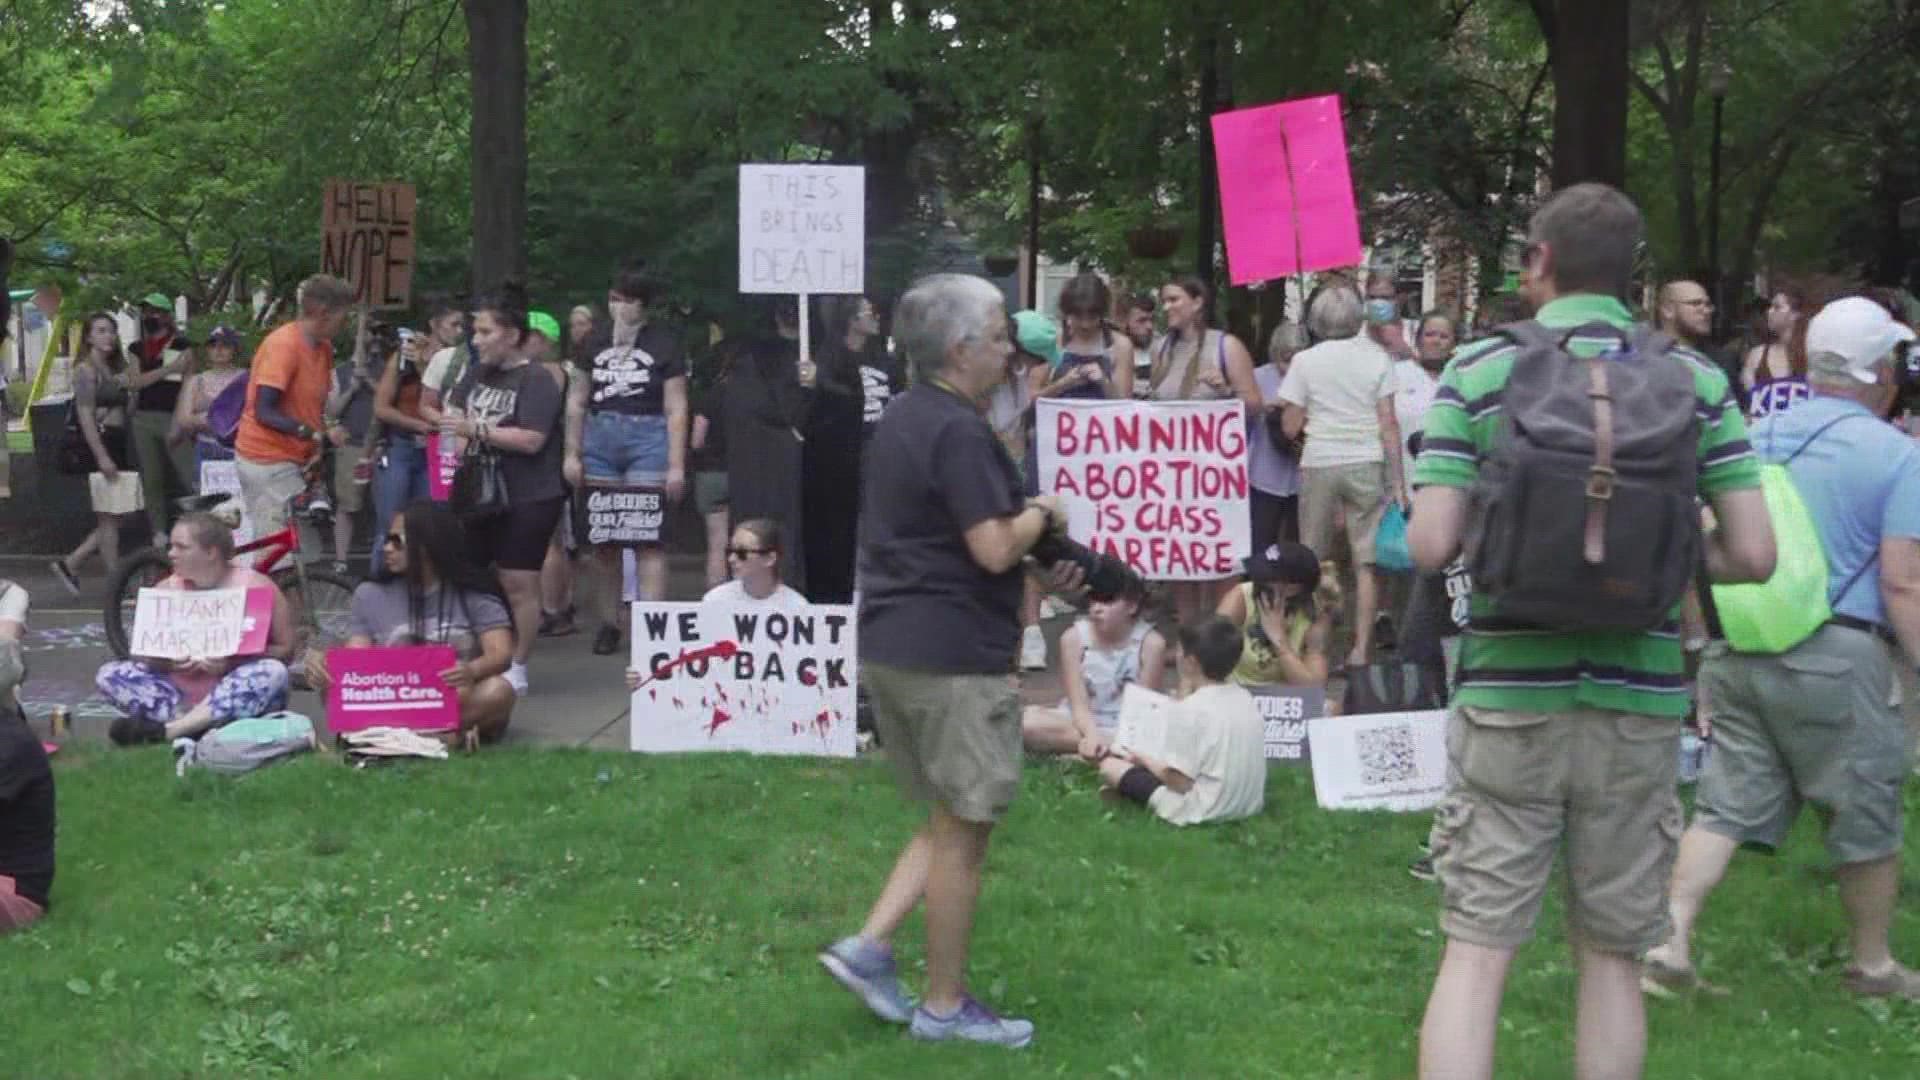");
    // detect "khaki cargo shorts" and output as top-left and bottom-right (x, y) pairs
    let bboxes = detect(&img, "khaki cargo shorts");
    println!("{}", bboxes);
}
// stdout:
(1299, 461), (1388, 565)
(1429, 705), (1683, 955)
(1693, 624), (1910, 865)
(864, 661), (1022, 825)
